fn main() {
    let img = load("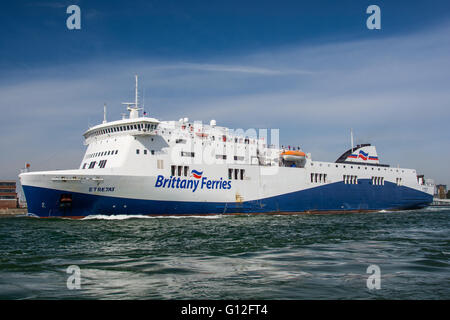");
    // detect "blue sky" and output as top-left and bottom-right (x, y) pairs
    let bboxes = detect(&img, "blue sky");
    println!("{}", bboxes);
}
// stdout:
(1, 0), (450, 186)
